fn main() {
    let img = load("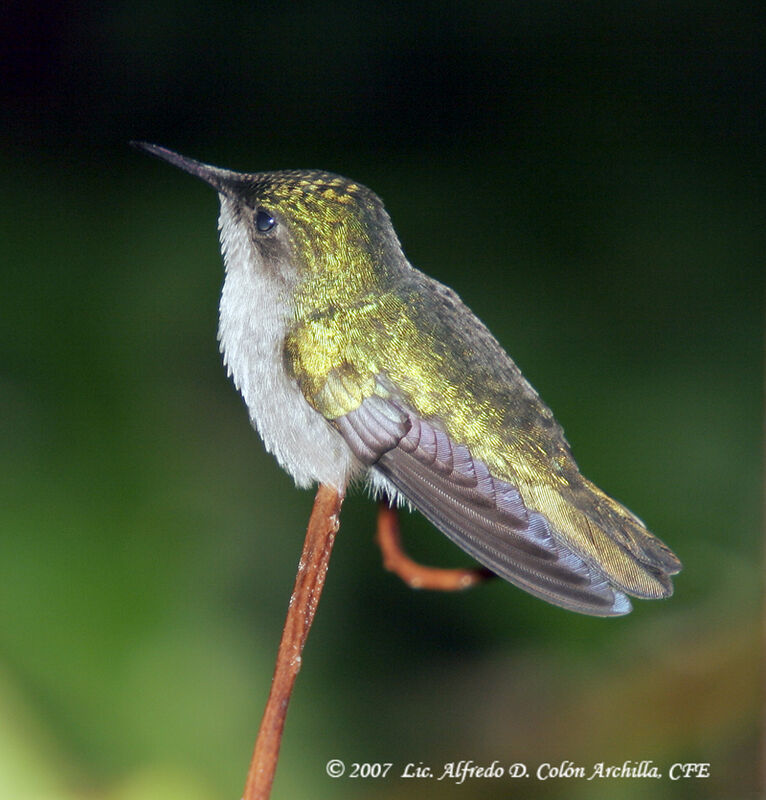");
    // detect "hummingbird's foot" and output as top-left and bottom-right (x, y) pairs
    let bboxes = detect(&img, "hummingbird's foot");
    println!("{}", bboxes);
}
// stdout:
(376, 503), (494, 591)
